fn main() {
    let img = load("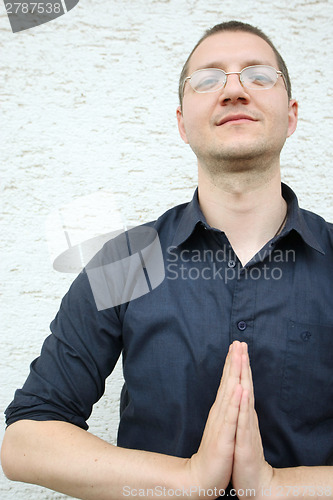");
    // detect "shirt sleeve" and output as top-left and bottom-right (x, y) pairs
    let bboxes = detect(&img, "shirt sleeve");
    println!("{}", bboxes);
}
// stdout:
(5, 268), (123, 430)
